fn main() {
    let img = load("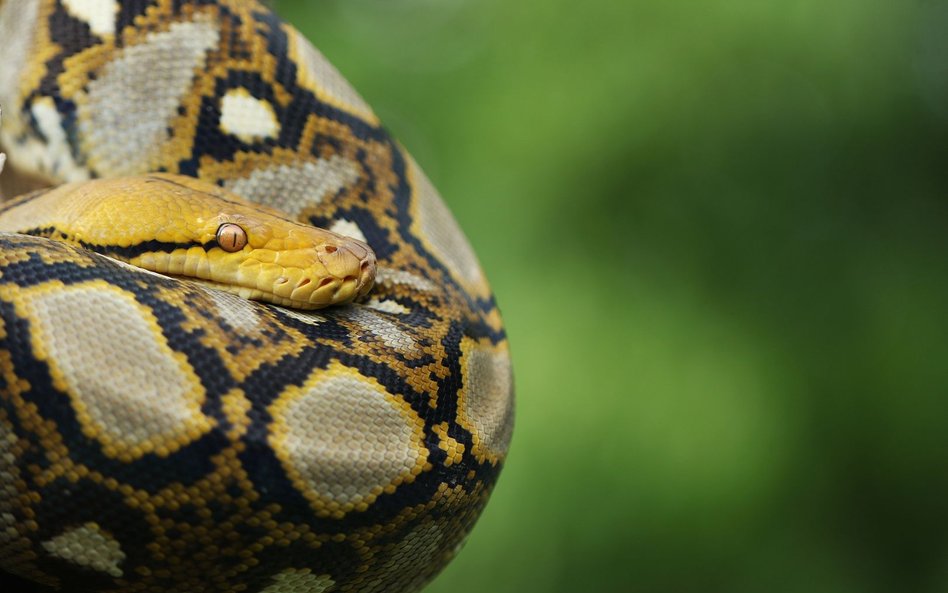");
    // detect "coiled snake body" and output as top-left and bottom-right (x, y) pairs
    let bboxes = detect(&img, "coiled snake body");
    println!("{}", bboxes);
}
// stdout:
(0, 2), (513, 592)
